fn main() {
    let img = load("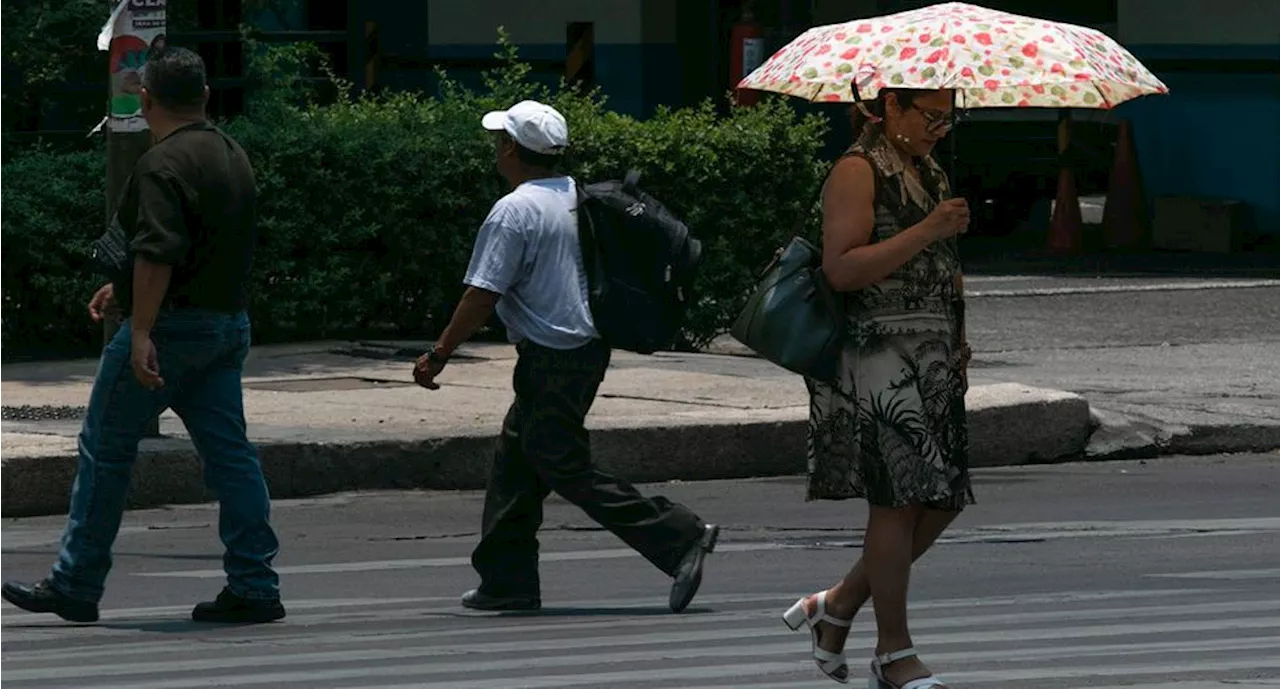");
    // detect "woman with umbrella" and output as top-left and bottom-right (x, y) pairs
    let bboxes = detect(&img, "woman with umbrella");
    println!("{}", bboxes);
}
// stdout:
(742, 3), (1167, 686)
(786, 83), (971, 689)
